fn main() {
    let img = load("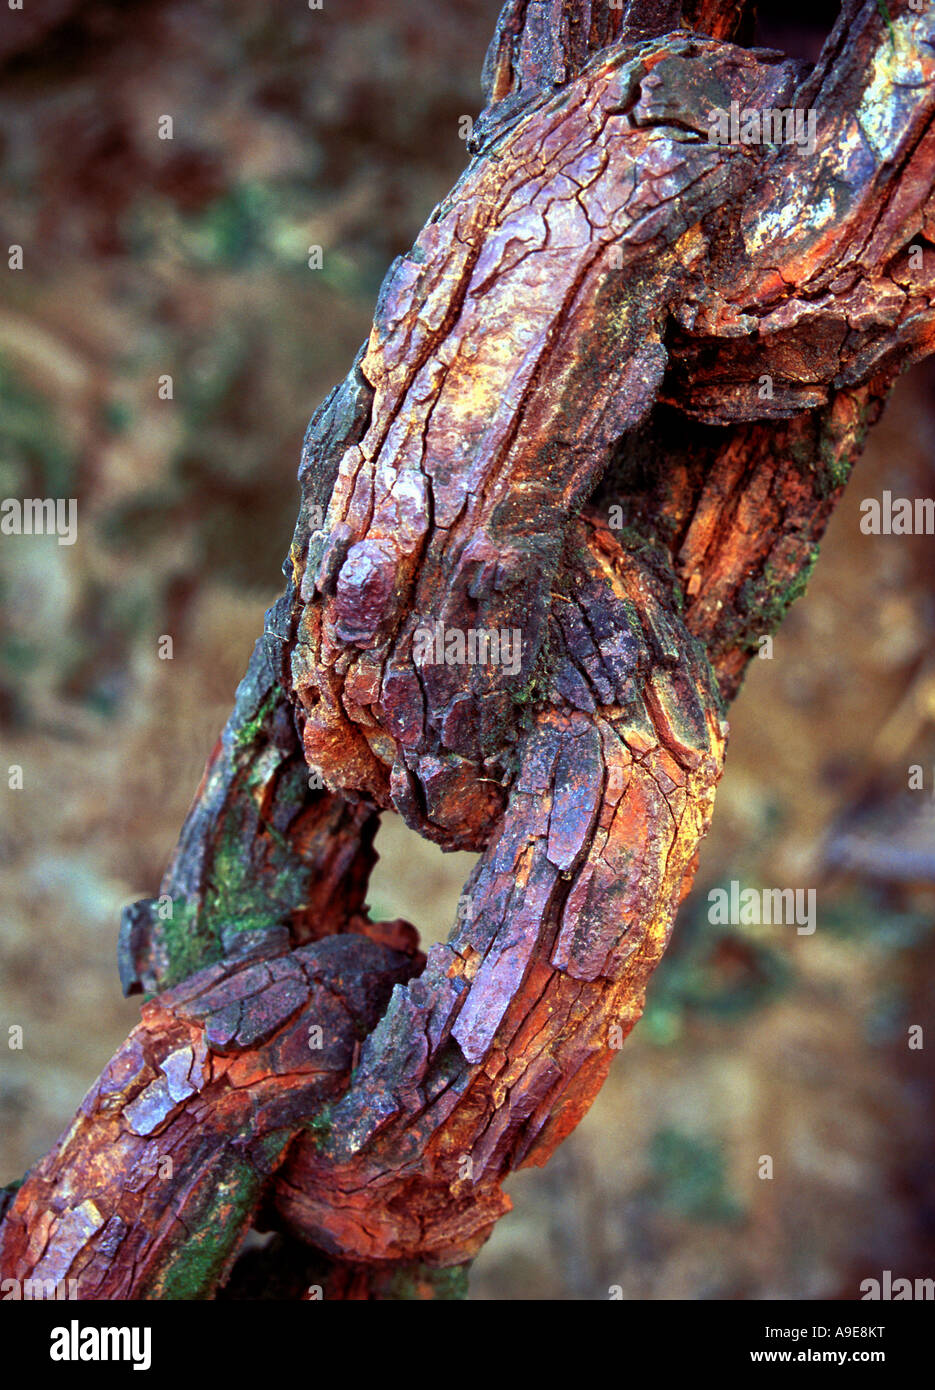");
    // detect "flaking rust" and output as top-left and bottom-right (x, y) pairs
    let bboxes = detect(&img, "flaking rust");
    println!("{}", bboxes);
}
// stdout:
(2, 0), (934, 1296)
